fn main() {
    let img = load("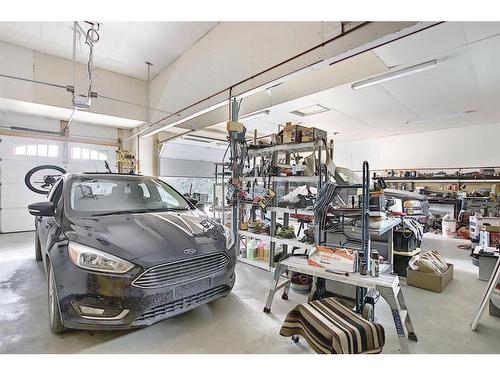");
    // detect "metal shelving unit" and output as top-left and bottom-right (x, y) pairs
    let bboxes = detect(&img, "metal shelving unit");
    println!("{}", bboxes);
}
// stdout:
(212, 162), (231, 226)
(236, 140), (327, 271)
